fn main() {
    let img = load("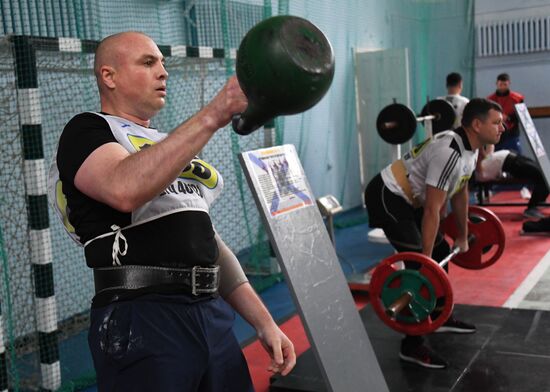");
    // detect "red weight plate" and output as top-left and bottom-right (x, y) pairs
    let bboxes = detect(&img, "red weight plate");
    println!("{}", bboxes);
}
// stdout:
(441, 205), (506, 269)
(369, 252), (454, 335)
